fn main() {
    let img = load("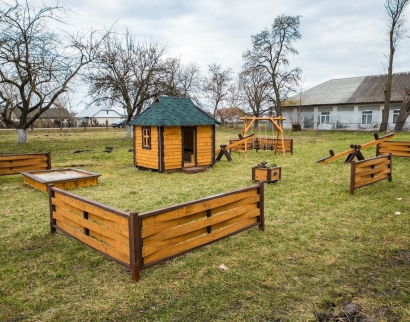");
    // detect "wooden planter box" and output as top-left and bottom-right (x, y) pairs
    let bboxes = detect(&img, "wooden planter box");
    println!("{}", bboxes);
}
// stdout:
(252, 166), (281, 183)
(22, 168), (101, 192)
